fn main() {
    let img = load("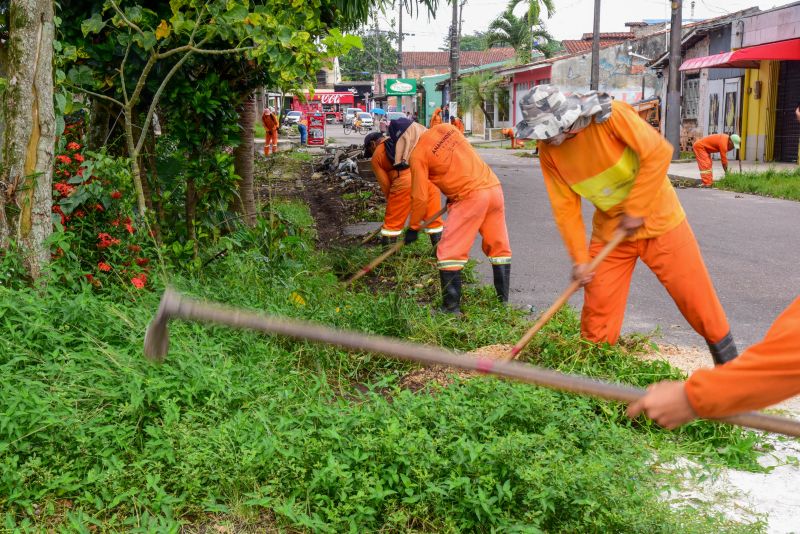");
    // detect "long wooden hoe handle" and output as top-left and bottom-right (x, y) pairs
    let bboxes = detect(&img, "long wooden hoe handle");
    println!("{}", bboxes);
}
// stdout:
(359, 226), (383, 245)
(344, 206), (448, 285)
(144, 289), (800, 438)
(505, 231), (627, 361)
